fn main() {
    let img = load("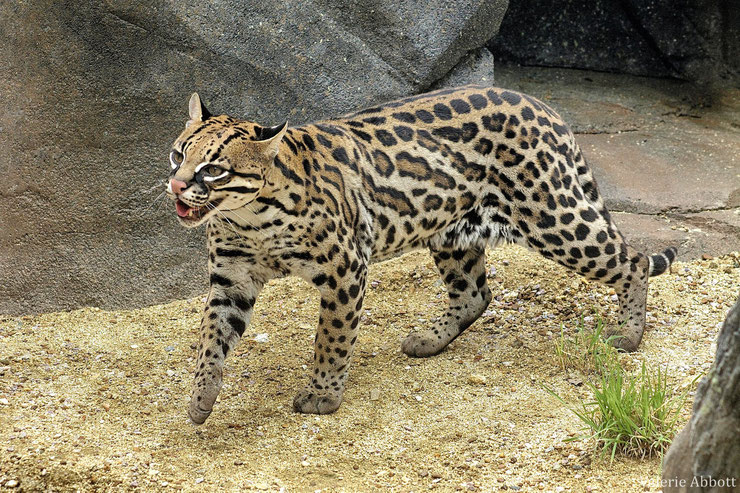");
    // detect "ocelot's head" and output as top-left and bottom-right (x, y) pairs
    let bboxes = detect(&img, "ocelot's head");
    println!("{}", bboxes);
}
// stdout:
(166, 93), (287, 228)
